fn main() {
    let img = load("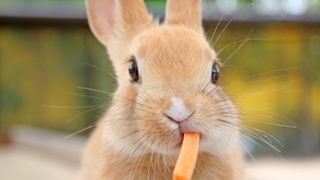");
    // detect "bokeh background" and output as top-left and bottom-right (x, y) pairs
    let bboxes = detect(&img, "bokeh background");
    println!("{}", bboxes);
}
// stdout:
(0, 0), (320, 179)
